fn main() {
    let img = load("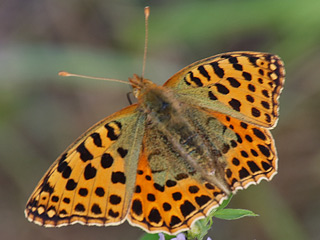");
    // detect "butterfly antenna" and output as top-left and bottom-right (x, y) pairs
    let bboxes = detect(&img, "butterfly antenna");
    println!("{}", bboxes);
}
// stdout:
(58, 71), (138, 87)
(141, 6), (150, 80)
